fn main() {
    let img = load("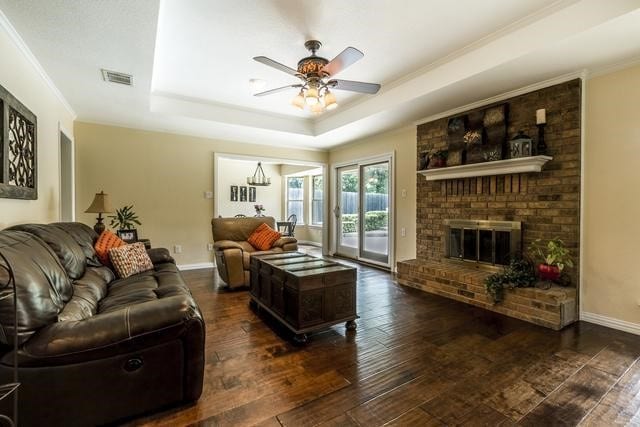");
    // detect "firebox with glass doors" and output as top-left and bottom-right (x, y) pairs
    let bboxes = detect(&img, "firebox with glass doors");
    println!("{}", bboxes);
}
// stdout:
(444, 219), (522, 269)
